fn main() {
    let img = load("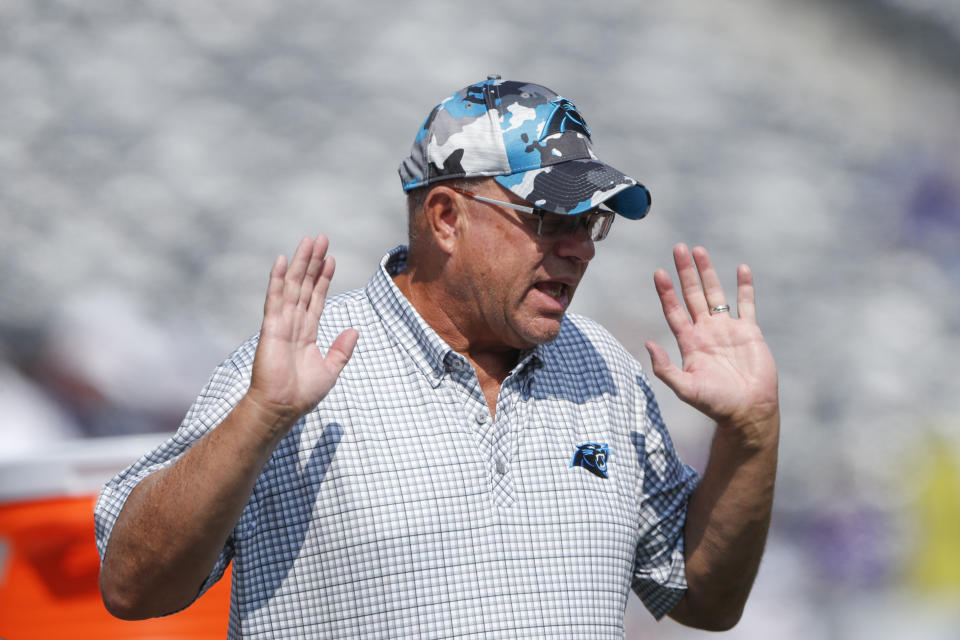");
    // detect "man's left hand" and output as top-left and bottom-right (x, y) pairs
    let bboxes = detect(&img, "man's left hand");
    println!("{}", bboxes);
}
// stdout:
(645, 244), (778, 438)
